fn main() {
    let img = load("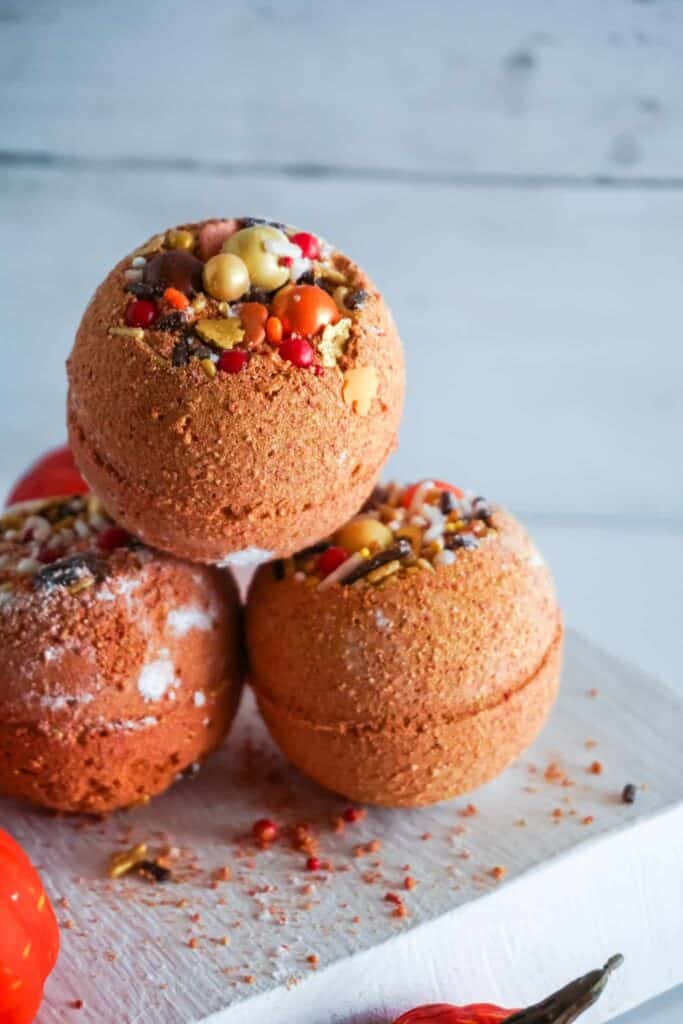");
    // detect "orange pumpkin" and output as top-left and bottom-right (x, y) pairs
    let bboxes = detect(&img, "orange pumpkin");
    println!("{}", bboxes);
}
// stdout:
(0, 829), (60, 1024)
(6, 446), (87, 506)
